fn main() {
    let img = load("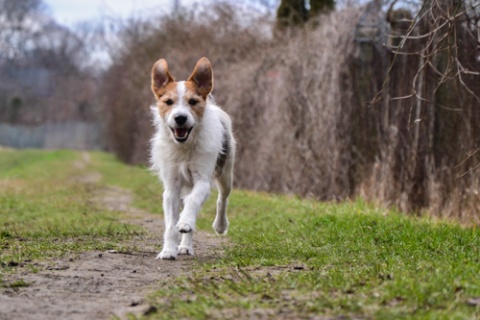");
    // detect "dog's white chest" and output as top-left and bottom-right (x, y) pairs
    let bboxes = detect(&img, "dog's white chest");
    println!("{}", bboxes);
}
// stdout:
(178, 161), (193, 185)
